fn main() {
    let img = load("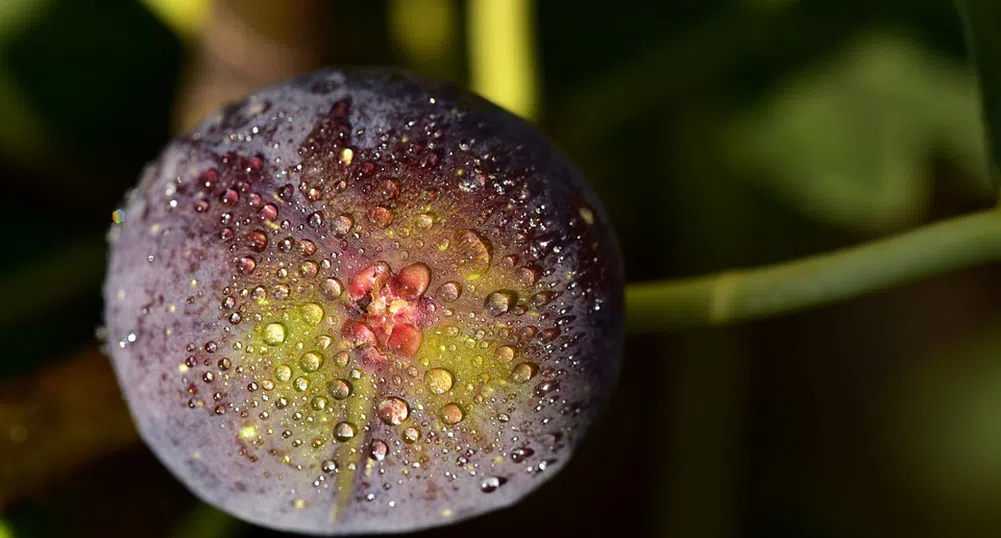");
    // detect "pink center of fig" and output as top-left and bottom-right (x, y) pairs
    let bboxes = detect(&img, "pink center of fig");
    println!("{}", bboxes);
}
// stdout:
(341, 261), (433, 363)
